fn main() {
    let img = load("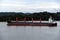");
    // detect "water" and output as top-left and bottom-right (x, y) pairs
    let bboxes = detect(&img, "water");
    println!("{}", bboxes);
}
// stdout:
(0, 21), (60, 40)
